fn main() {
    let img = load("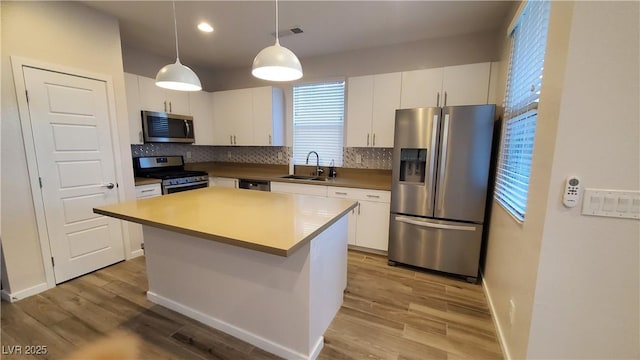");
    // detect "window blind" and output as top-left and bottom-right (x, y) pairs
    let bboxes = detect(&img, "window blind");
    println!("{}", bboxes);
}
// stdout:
(293, 81), (345, 167)
(495, 0), (550, 221)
